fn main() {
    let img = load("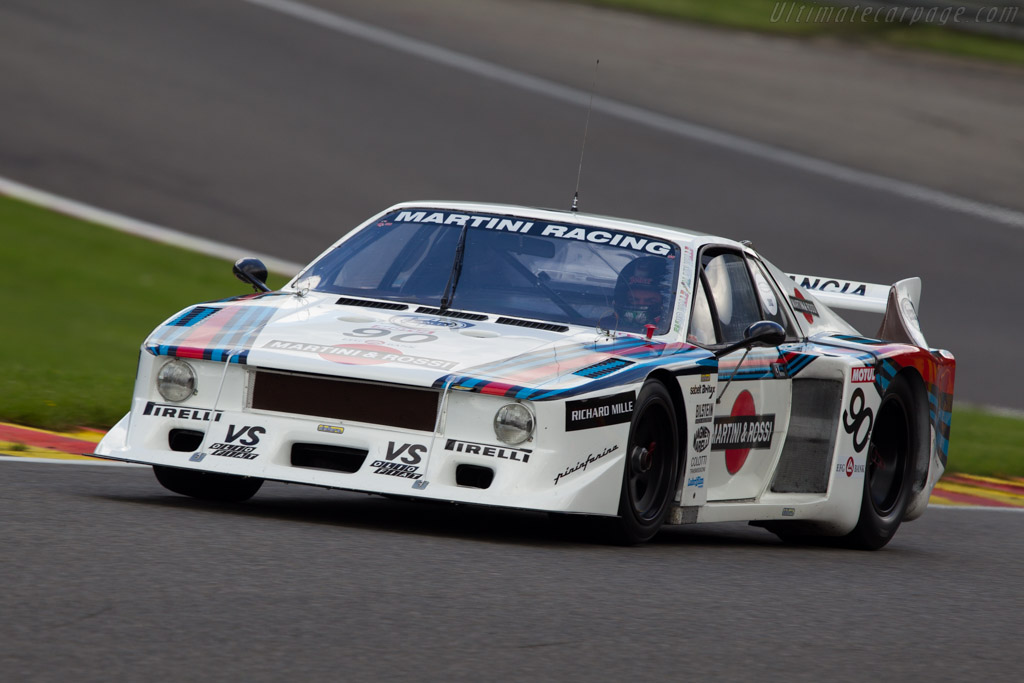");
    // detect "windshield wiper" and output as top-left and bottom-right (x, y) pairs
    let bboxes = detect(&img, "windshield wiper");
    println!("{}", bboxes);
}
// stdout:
(439, 223), (469, 315)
